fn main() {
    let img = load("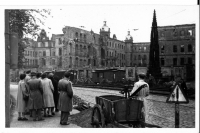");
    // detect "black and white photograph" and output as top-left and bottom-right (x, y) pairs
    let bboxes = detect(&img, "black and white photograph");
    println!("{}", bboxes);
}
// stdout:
(2, 0), (199, 132)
